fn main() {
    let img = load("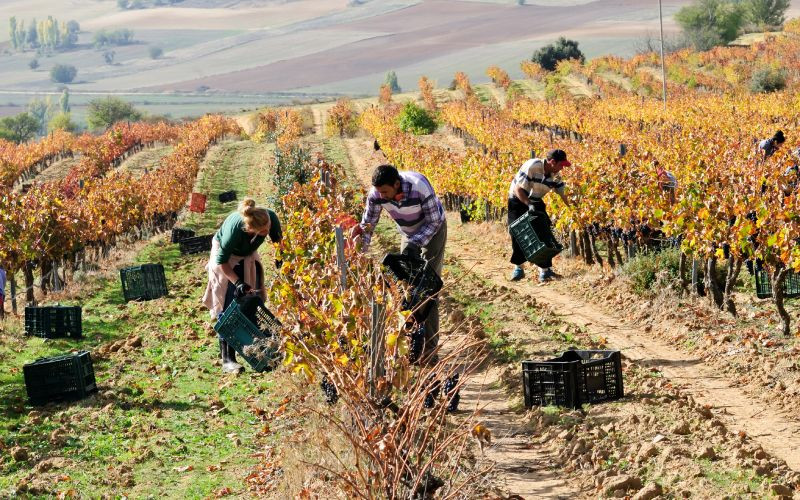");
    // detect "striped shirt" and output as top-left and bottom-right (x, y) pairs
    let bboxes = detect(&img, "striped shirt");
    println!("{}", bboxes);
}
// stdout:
(508, 158), (565, 201)
(360, 171), (444, 249)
